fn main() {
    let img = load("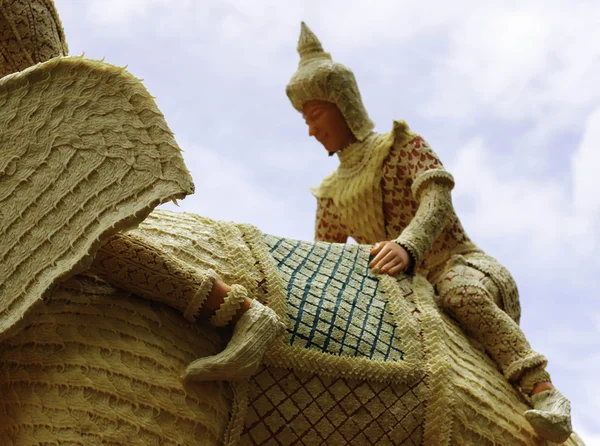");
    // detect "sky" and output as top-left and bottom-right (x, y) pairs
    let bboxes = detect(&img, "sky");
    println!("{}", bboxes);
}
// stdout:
(54, 0), (600, 442)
